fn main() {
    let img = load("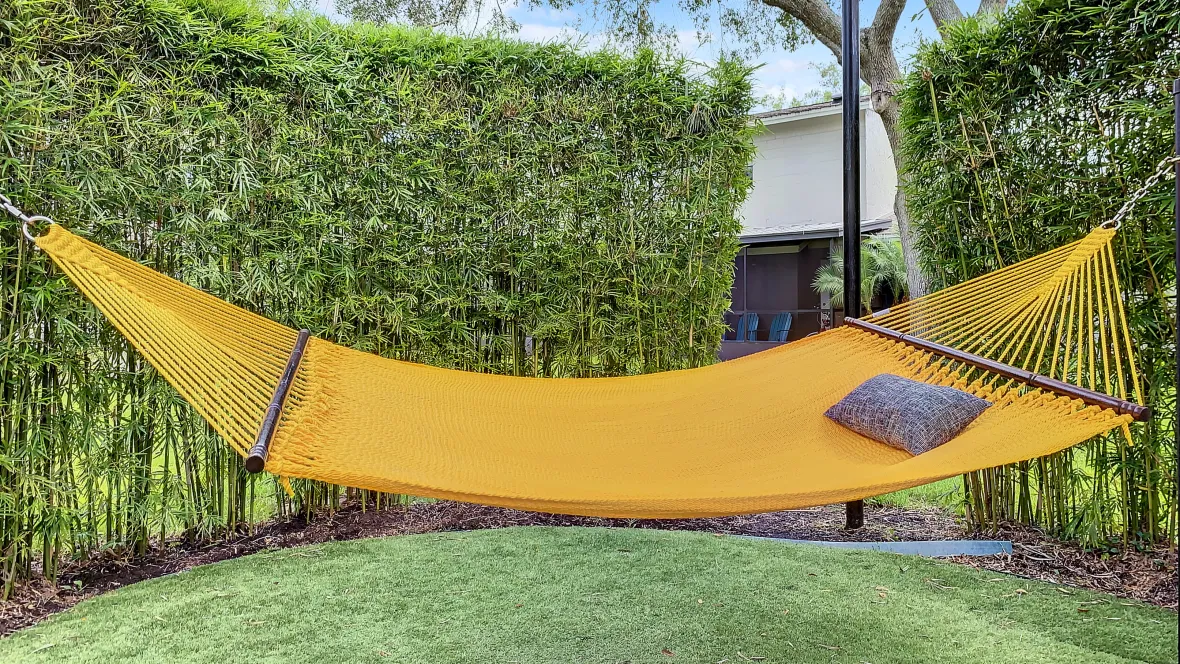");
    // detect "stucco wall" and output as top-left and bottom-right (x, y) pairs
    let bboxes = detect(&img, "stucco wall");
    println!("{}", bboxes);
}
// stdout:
(740, 108), (896, 234)
(863, 109), (898, 224)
